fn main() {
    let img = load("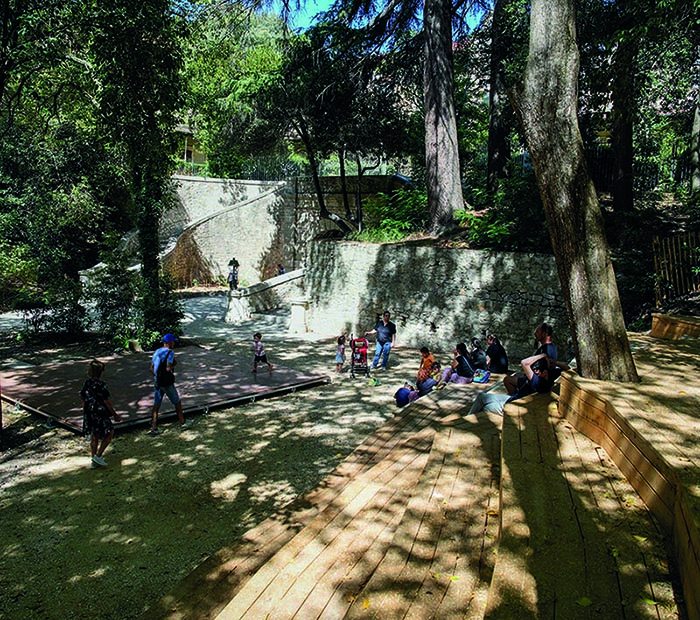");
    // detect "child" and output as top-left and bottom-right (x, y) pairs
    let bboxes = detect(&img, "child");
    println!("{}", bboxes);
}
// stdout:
(394, 382), (419, 407)
(335, 335), (347, 373)
(80, 359), (121, 469)
(252, 332), (274, 372)
(418, 346), (434, 372)
(430, 361), (446, 389)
